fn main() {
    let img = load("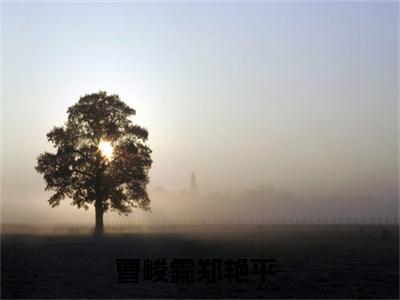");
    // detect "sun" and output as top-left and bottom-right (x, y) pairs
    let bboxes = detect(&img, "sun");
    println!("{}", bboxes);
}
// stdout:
(98, 139), (113, 160)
